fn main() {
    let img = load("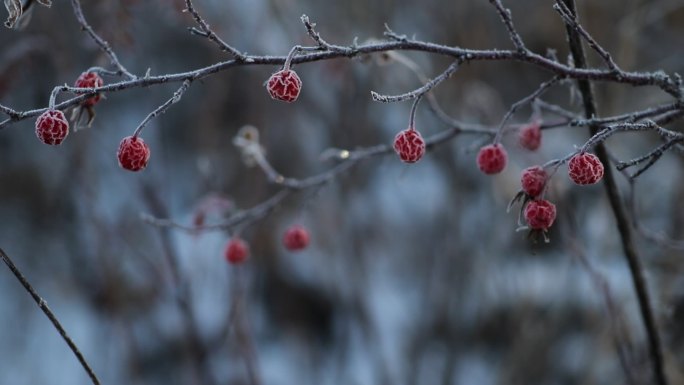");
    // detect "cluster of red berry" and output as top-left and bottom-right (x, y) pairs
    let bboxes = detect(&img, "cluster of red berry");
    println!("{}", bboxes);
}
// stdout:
(35, 66), (606, 244)
(35, 71), (152, 172)
(474, 122), (604, 235)
(224, 224), (311, 265)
